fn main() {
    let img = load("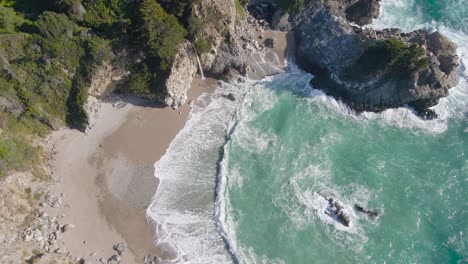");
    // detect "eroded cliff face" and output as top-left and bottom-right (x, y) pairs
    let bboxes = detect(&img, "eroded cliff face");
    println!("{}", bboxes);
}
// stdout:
(164, 41), (198, 108)
(193, 0), (237, 71)
(294, 0), (459, 118)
